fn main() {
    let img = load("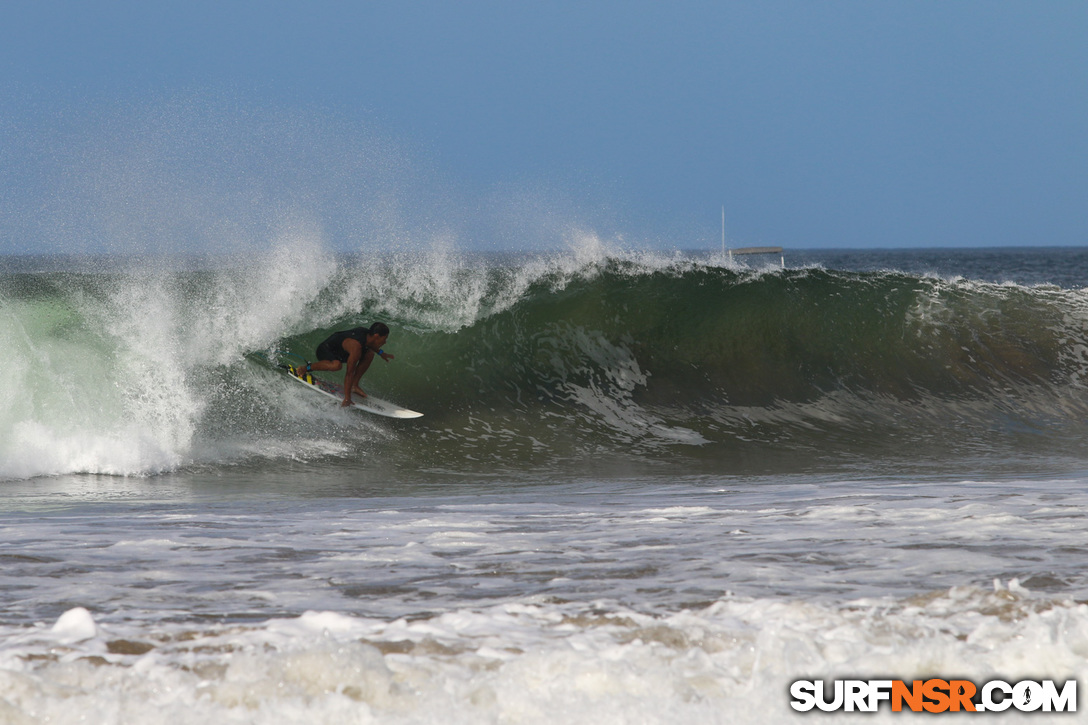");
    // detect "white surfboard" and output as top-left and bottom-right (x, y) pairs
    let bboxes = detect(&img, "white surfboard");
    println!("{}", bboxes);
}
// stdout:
(283, 361), (423, 419)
